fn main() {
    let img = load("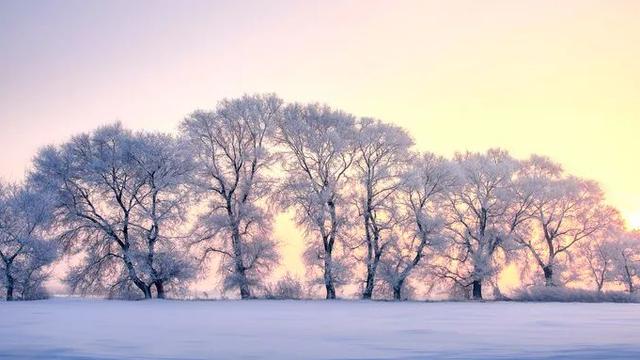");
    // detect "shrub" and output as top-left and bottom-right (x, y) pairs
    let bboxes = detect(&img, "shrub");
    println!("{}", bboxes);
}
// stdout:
(513, 286), (640, 303)
(264, 274), (305, 300)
